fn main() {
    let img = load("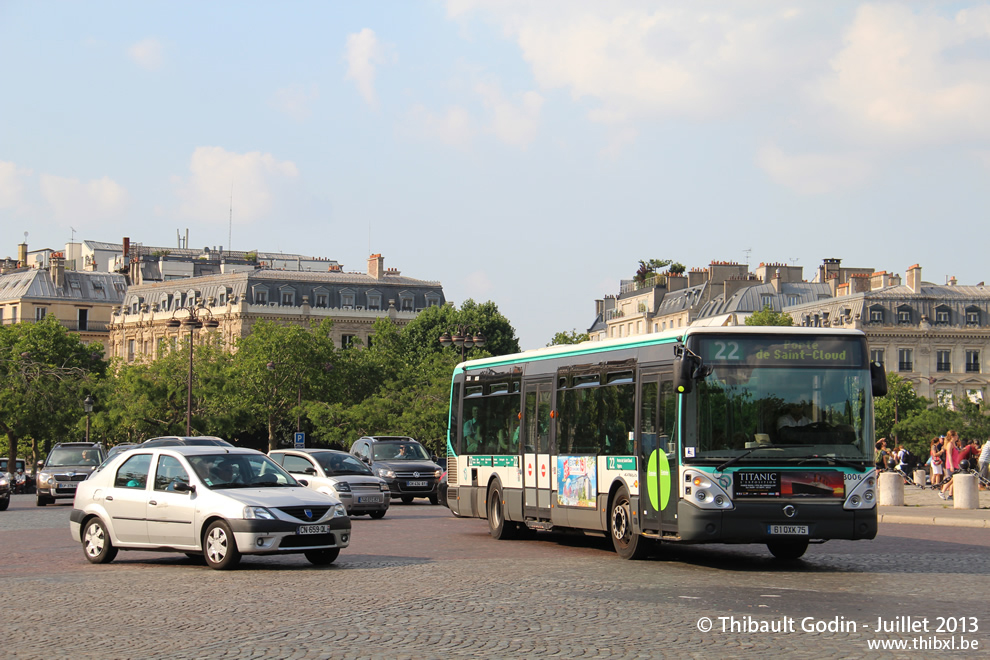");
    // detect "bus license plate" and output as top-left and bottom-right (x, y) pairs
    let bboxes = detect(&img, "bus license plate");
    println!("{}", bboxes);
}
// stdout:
(358, 495), (382, 503)
(406, 480), (427, 487)
(768, 524), (808, 535)
(297, 524), (331, 535)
